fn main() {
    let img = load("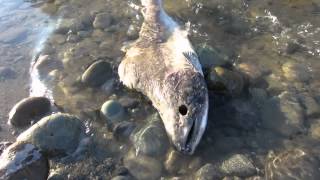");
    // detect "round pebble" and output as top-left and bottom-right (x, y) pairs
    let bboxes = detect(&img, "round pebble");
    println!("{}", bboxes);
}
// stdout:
(17, 113), (85, 157)
(113, 121), (136, 141)
(219, 154), (256, 177)
(282, 62), (310, 82)
(8, 96), (51, 127)
(81, 60), (113, 87)
(101, 100), (125, 124)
